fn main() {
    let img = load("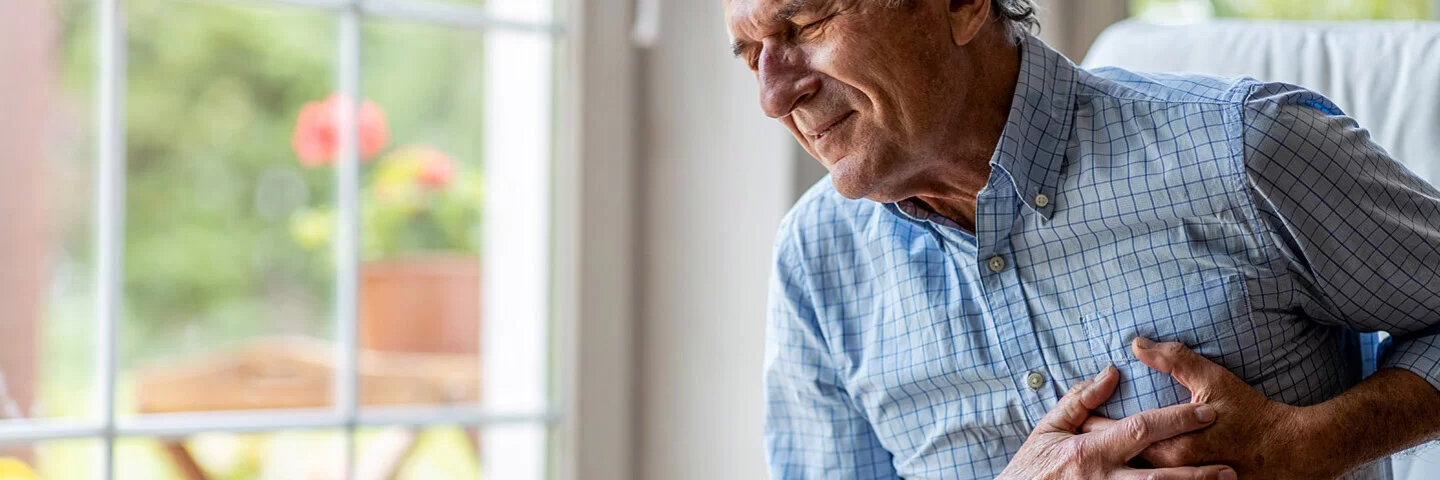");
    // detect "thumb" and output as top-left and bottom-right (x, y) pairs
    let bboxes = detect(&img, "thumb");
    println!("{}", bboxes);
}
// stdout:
(1036, 365), (1120, 435)
(1132, 337), (1228, 395)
